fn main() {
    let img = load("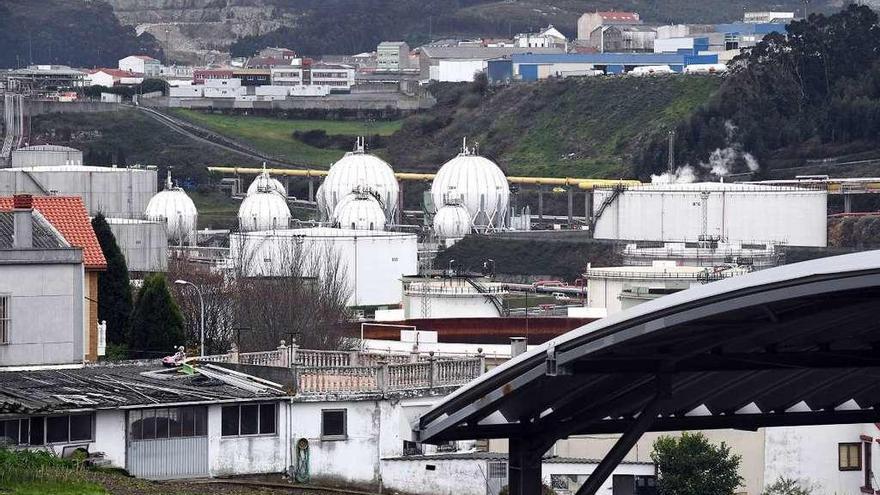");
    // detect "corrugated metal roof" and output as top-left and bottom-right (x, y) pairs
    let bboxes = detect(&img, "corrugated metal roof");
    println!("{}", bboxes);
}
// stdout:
(421, 46), (564, 60)
(0, 211), (68, 250)
(0, 363), (285, 414)
(511, 53), (688, 65)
